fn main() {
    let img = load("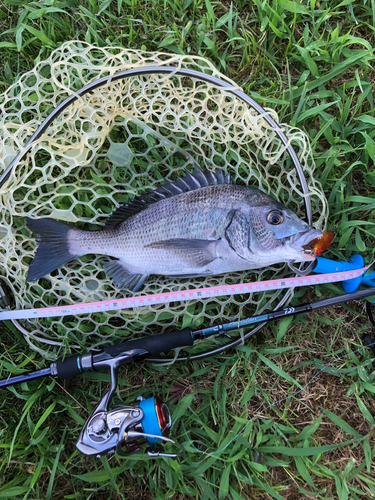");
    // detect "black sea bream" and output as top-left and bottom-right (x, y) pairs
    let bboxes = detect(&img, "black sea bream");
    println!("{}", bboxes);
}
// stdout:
(26, 166), (322, 292)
